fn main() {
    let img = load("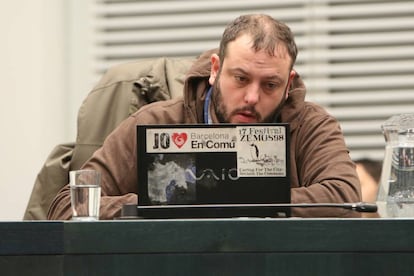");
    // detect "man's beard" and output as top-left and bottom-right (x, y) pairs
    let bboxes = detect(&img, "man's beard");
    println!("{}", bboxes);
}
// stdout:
(211, 75), (283, 123)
